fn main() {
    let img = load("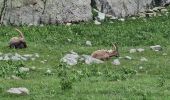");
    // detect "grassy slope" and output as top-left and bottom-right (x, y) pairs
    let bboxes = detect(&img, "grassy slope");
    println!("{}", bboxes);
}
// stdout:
(0, 15), (170, 100)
